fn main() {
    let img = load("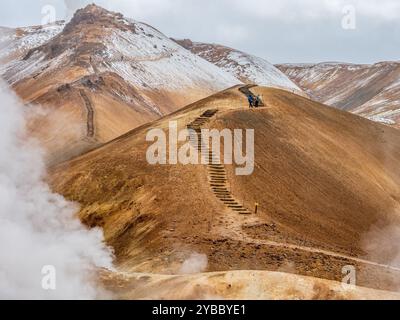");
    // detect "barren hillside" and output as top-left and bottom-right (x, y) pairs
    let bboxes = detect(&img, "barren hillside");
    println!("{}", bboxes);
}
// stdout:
(49, 85), (400, 295)
(1, 5), (240, 164)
